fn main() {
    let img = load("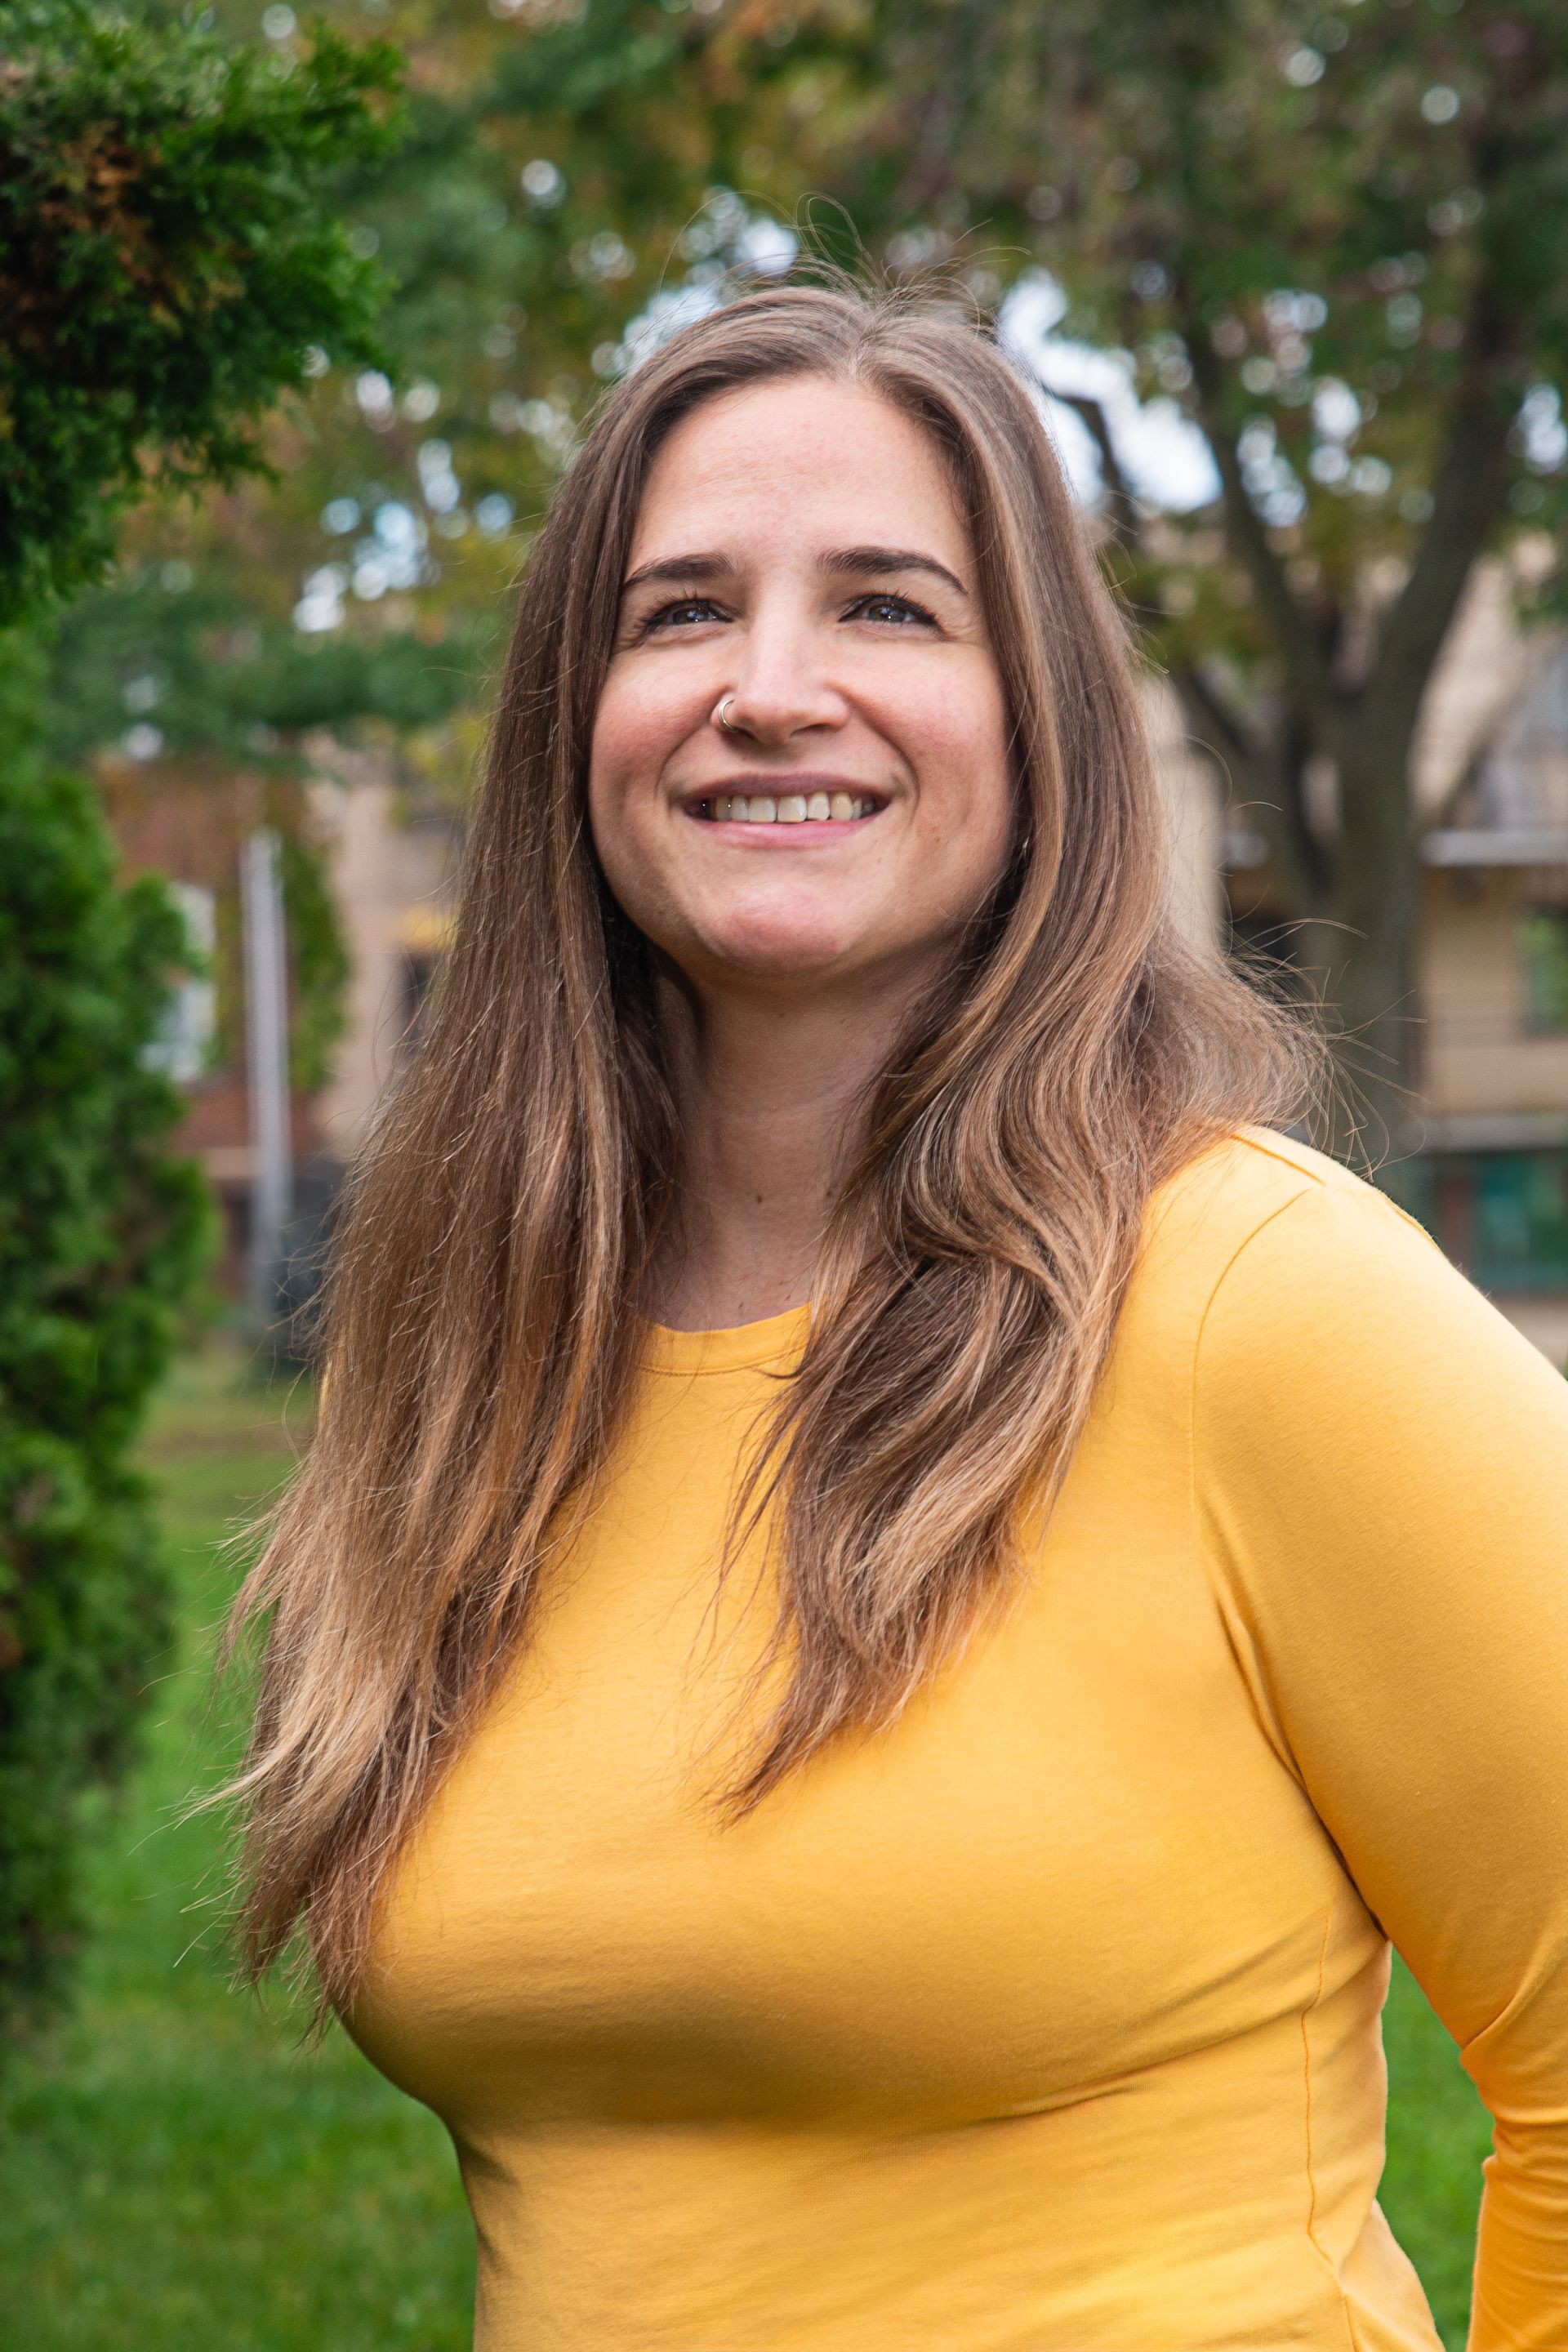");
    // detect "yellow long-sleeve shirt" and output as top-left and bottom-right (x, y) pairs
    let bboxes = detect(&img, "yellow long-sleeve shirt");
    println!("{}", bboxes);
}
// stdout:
(349, 1130), (1568, 2350)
